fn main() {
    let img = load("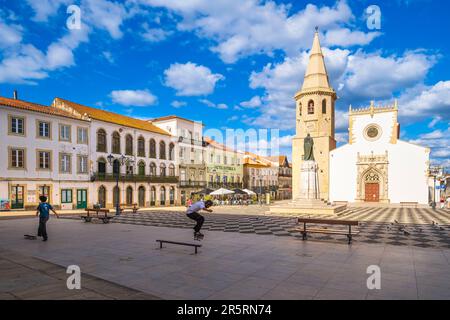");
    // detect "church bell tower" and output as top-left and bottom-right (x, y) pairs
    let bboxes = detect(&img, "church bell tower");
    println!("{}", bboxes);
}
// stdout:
(292, 29), (337, 201)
